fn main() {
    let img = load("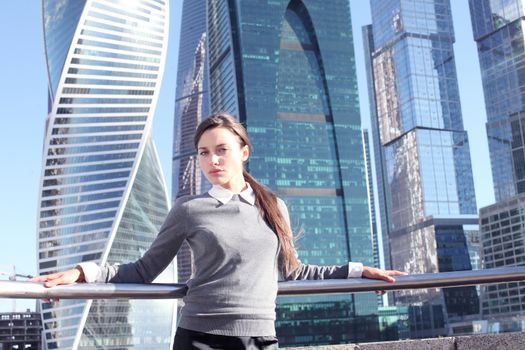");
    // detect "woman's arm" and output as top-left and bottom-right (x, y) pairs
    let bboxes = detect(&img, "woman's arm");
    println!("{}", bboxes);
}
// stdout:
(31, 197), (190, 286)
